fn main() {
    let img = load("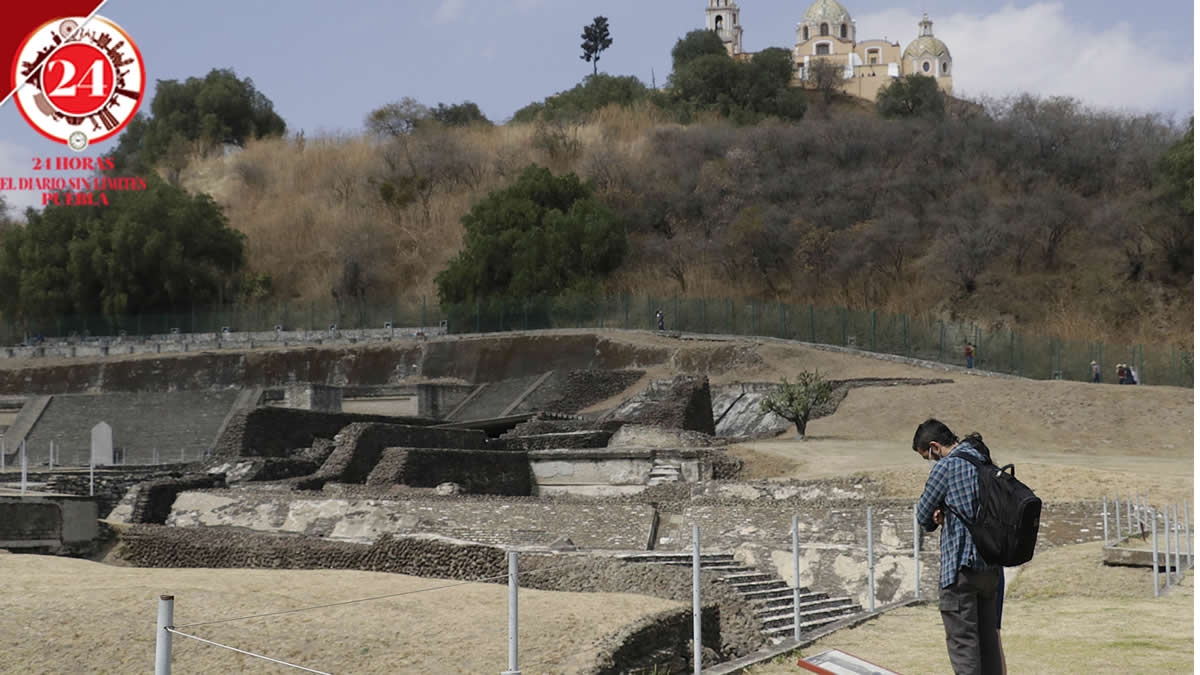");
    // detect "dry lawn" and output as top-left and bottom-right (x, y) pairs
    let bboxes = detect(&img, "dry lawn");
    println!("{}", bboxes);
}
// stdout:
(747, 542), (1193, 675)
(0, 553), (683, 674)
